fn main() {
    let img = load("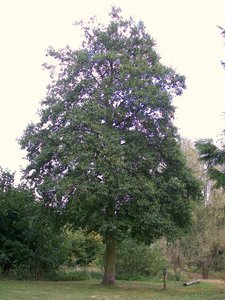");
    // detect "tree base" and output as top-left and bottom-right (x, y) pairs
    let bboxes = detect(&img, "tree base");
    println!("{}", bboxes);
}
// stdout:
(101, 277), (116, 285)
